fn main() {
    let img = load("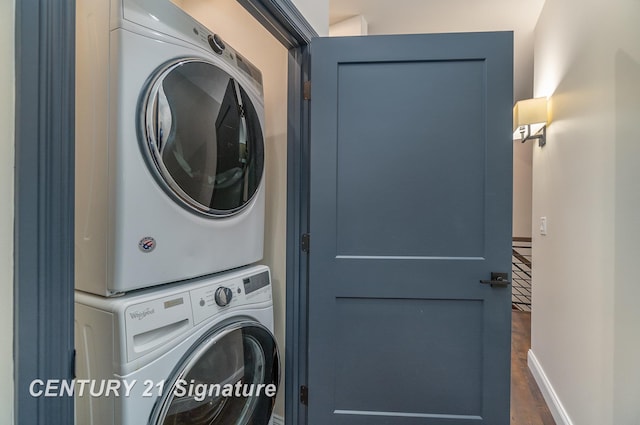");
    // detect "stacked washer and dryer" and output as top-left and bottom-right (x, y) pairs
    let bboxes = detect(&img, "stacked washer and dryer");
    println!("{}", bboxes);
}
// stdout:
(74, 0), (279, 423)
